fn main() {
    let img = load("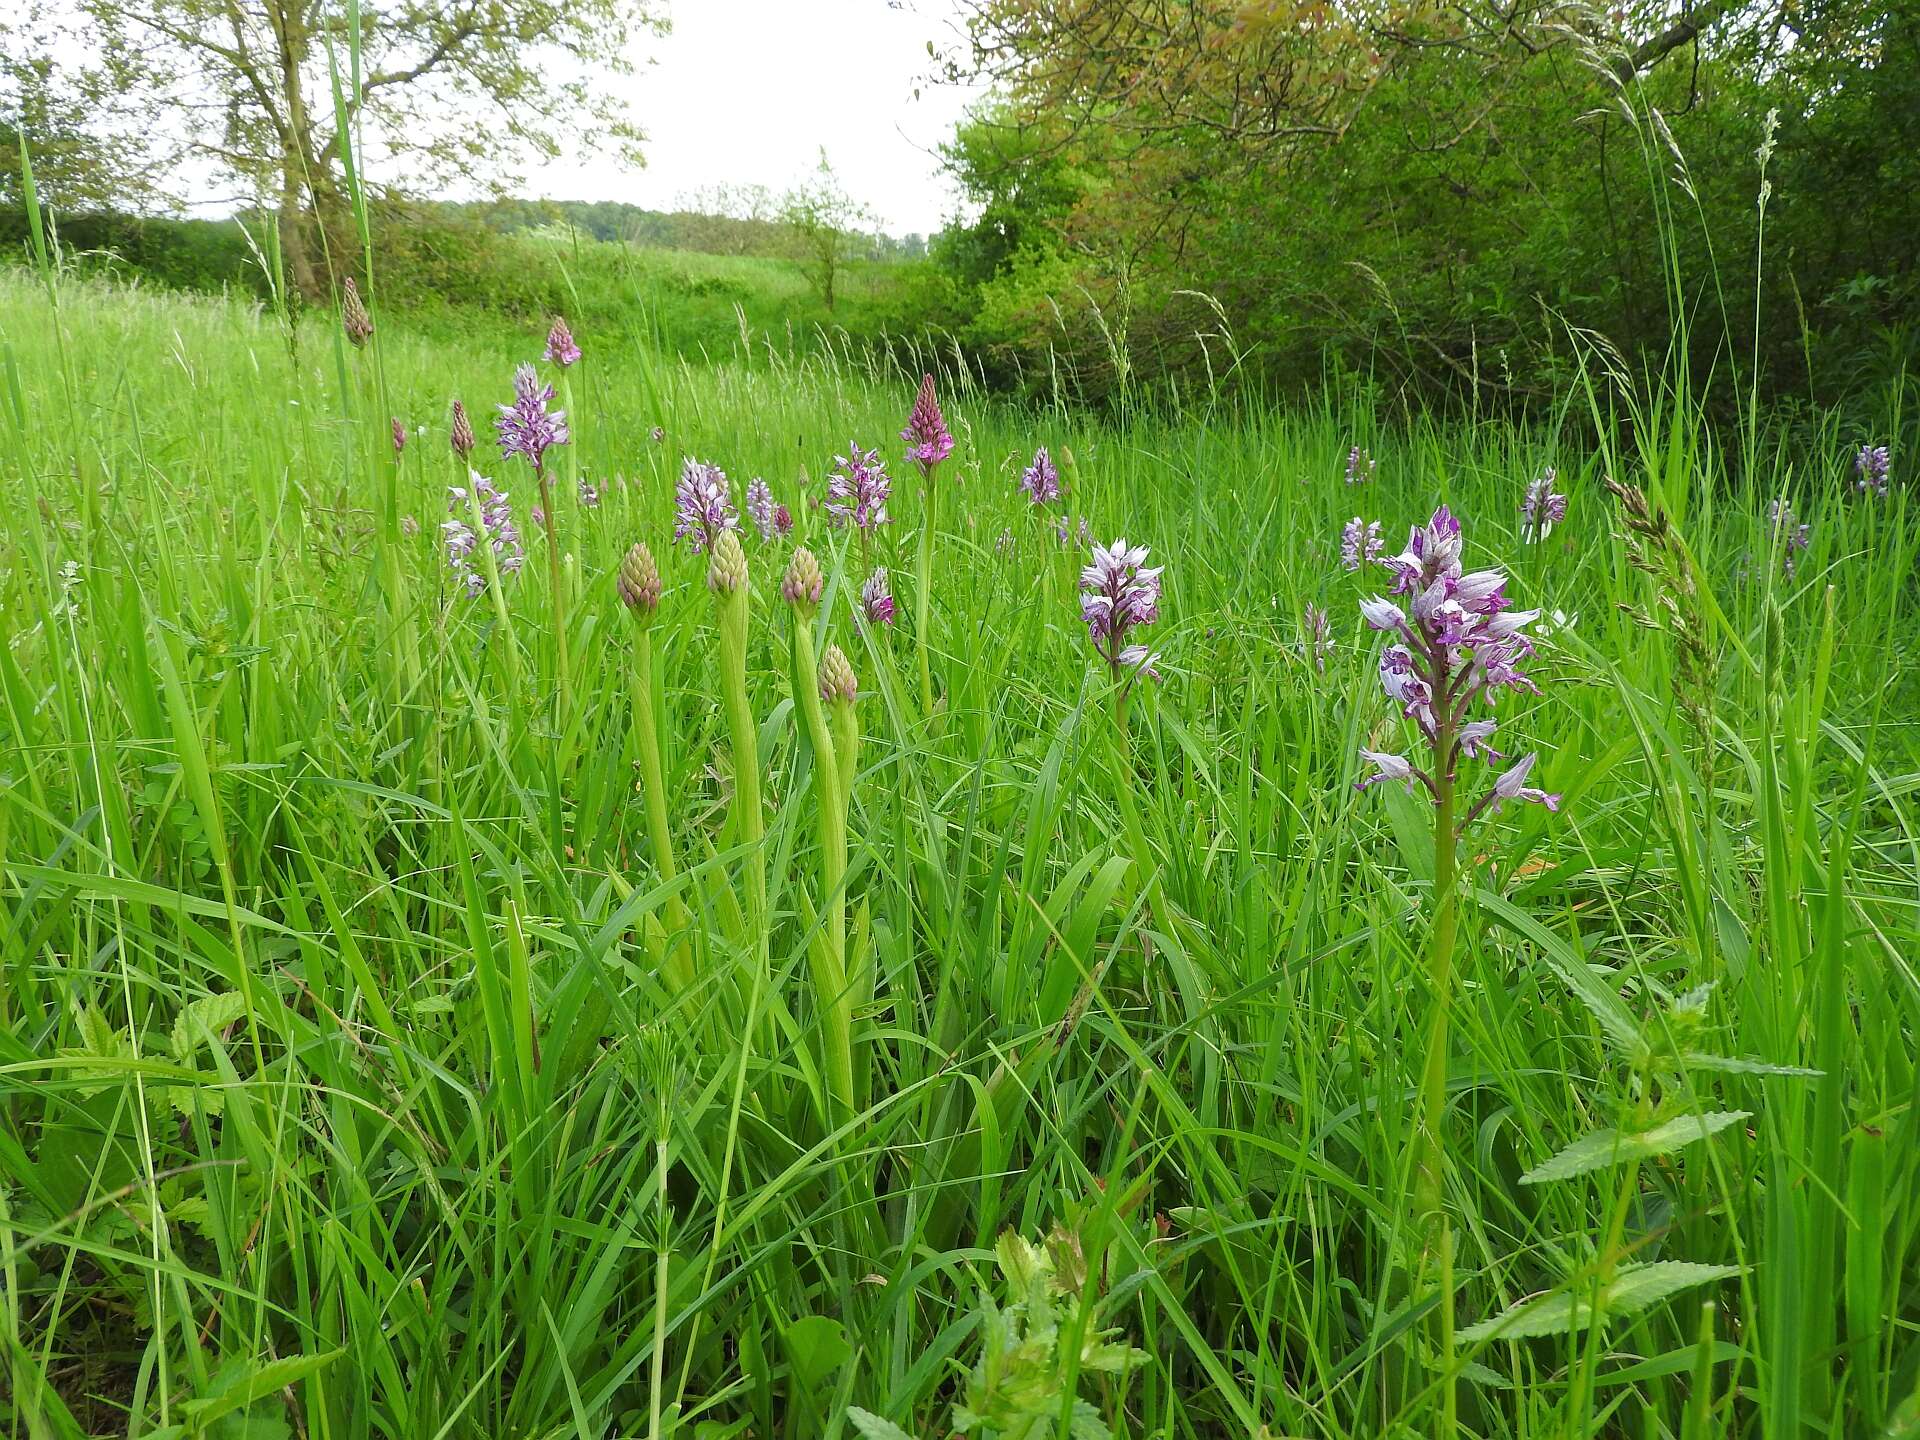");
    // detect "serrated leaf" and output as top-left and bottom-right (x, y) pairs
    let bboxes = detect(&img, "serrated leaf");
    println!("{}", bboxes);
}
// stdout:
(1522, 1111), (1750, 1184)
(1604, 1261), (1741, 1317)
(76, 1004), (132, 1060)
(845, 1408), (917, 1440)
(178, 1350), (341, 1425)
(1458, 1359), (1515, 1389)
(1067, 1399), (1110, 1440)
(172, 991), (248, 1061)
(1679, 1052), (1820, 1077)
(1462, 1262), (1739, 1342)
